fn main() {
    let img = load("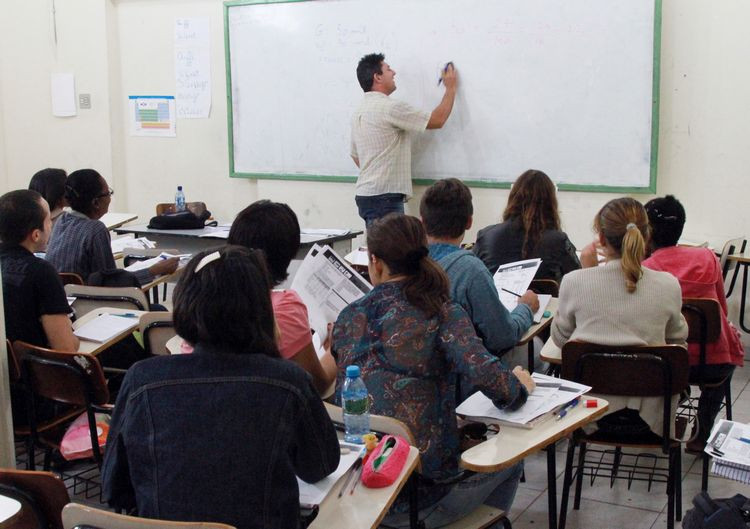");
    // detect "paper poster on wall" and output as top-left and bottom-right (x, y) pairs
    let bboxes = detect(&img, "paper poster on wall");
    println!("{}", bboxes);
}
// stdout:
(128, 96), (176, 137)
(50, 73), (76, 117)
(174, 17), (211, 119)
